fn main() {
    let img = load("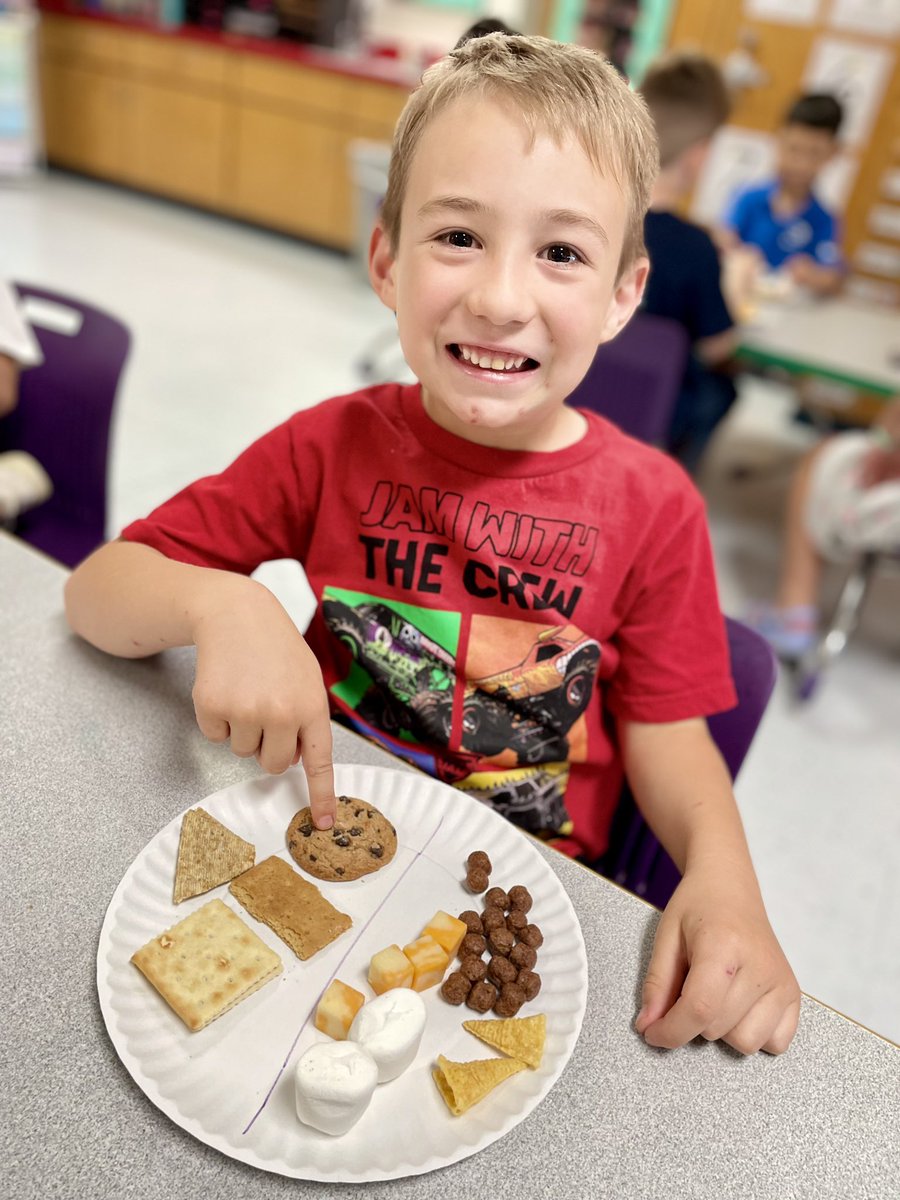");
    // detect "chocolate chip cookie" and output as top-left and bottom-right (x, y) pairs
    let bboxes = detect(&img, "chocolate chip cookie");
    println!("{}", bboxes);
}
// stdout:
(286, 795), (397, 882)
